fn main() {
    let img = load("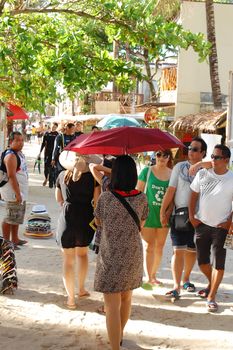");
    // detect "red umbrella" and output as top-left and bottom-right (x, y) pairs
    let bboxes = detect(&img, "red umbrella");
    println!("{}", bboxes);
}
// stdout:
(65, 126), (184, 155)
(6, 103), (29, 120)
